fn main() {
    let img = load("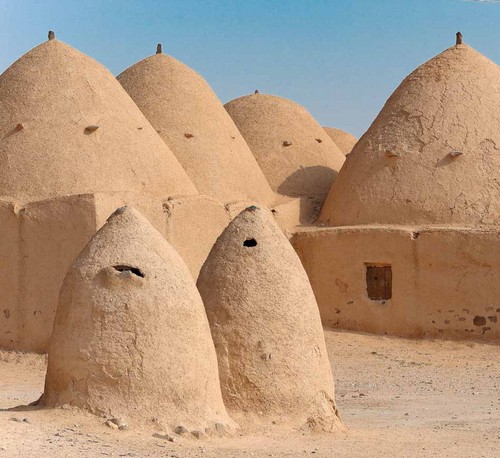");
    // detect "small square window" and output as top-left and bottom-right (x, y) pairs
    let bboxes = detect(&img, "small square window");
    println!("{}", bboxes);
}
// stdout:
(366, 264), (392, 300)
